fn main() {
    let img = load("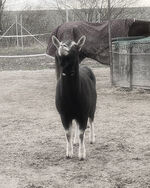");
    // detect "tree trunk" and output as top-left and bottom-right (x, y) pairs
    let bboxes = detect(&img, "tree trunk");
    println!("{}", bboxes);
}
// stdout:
(0, 0), (2, 34)
(0, 0), (6, 35)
